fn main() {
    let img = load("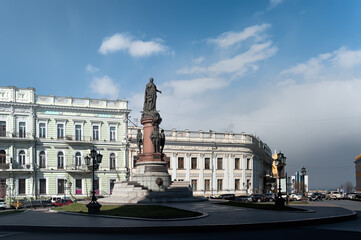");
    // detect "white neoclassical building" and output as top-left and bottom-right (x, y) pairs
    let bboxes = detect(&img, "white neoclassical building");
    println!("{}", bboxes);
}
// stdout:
(0, 86), (130, 203)
(128, 127), (274, 196)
